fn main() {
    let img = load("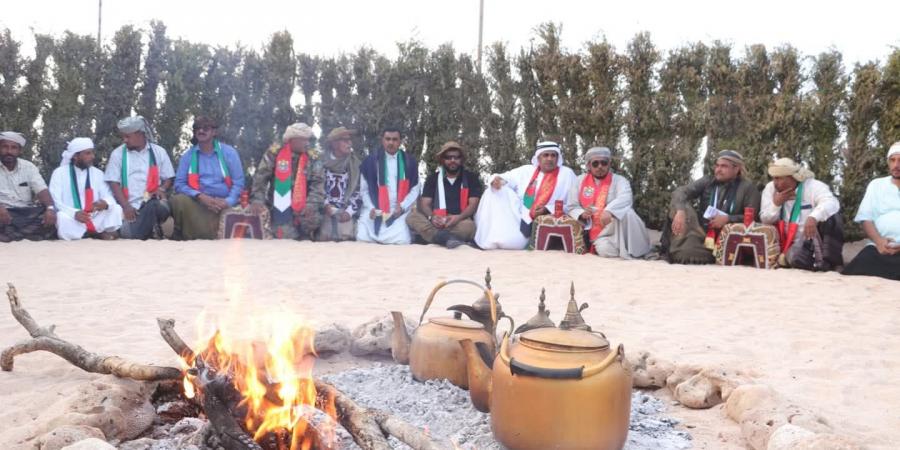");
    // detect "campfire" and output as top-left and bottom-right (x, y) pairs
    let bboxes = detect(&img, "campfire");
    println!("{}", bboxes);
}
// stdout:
(180, 314), (338, 450)
(1, 284), (449, 450)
